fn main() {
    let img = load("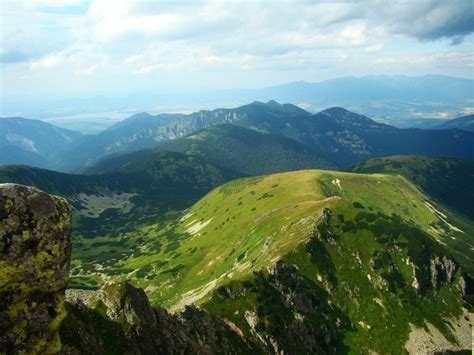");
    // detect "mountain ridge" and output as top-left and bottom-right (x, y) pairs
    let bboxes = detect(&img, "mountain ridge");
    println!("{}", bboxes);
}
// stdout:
(0, 116), (83, 169)
(104, 124), (335, 176)
(432, 114), (474, 132)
